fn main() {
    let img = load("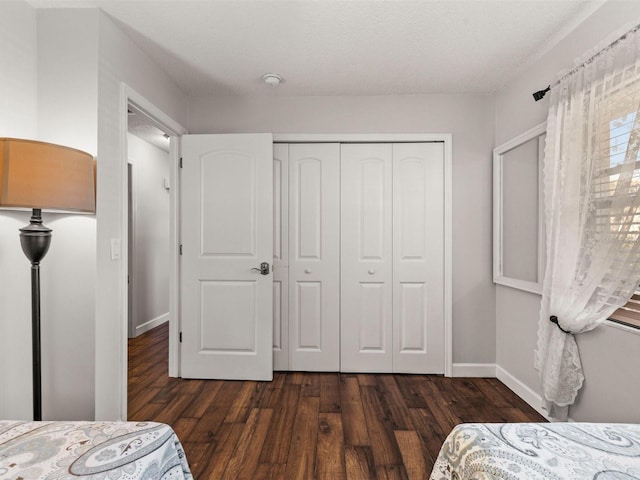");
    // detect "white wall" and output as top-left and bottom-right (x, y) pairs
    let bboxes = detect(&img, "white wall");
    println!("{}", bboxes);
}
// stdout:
(188, 93), (497, 367)
(0, 1), (37, 138)
(95, 12), (188, 420)
(494, 1), (640, 421)
(0, 5), (99, 421)
(0, 2), (187, 420)
(127, 133), (170, 336)
(36, 8), (99, 421)
(0, 0), (38, 420)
